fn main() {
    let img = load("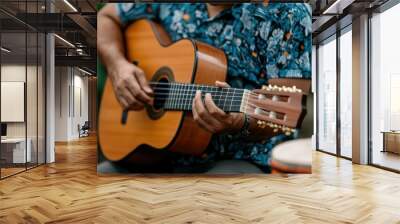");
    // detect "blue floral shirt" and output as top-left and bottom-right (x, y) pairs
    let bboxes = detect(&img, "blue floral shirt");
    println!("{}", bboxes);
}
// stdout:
(117, 3), (312, 172)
